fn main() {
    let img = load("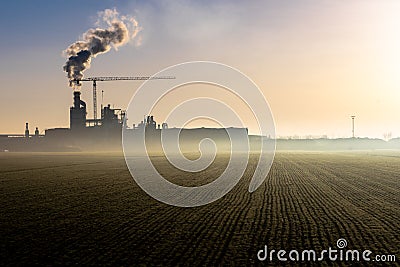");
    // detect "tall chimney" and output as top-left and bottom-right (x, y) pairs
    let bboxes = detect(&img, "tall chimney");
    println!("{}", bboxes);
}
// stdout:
(74, 91), (81, 109)
(70, 91), (87, 130)
(25, 122), (29, 138)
